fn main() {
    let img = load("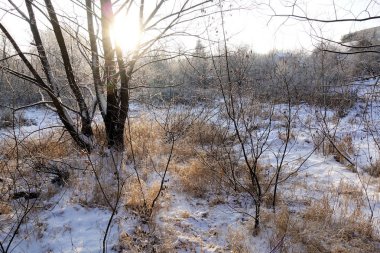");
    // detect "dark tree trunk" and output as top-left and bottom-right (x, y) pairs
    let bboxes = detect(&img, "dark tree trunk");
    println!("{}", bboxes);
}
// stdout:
(44, 0), (93, 138)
